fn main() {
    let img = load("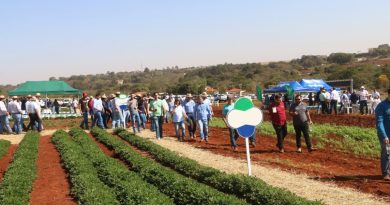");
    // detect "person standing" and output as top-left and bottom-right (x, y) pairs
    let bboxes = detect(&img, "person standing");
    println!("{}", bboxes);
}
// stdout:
(194, 96), (212, 142)
(339, 91), (350, 114)
(53, 99), (60, 114)
(375, 88), (390, 180)
(91, 93), (105, 129)
(137, 95), (148, 129)
(289, 95), (316, 153)
(79, 92), (89, 130)
(101, 94), (111, 129)
(359, 86), (369, 115)
(0, 95), (13, 134)
(149, 93), (164, 140)
(129, 94), (141, 133)
(319, 88), (328, 114)
(183, 94), (197, 139)
(269, 95), (287, 153)
(111, 92), (122, 128)
(8, 96), (23, 134)
(329, 87), (340, 115)
(222, 95), (239, 151)
(172, 98), (187, 141)
(26, 96), (42, 132)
